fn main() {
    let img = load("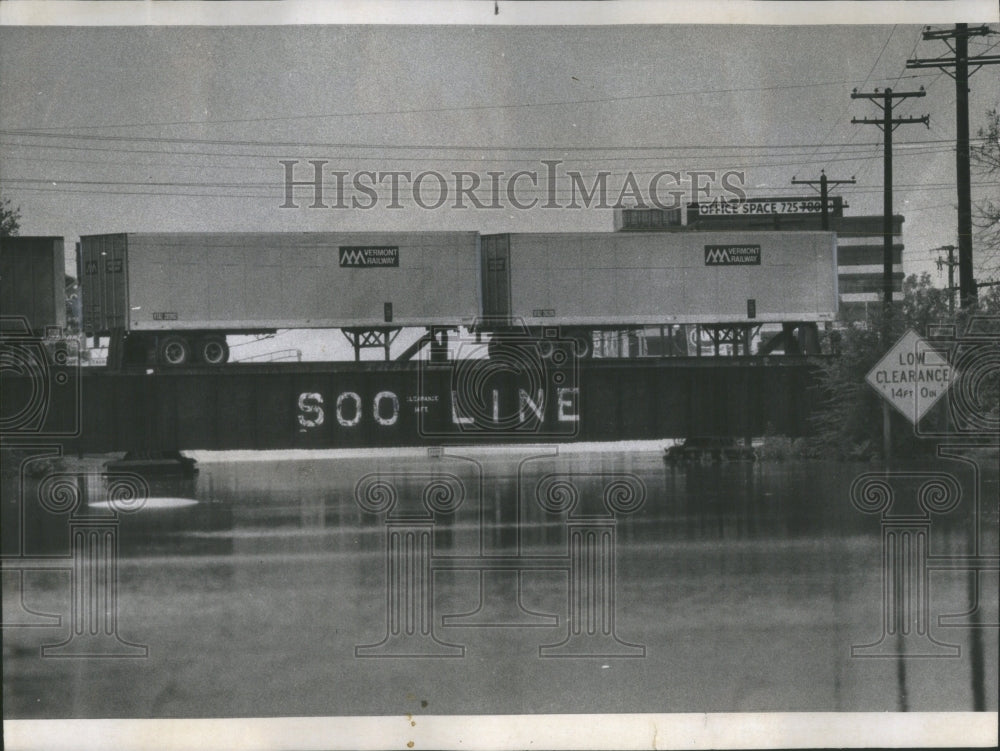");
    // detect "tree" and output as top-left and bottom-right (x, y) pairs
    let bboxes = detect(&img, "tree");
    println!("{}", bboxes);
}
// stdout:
(971, 106), (1000, 279)
(810, 273), (1000, 459)
(0, 193), (21, 237)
